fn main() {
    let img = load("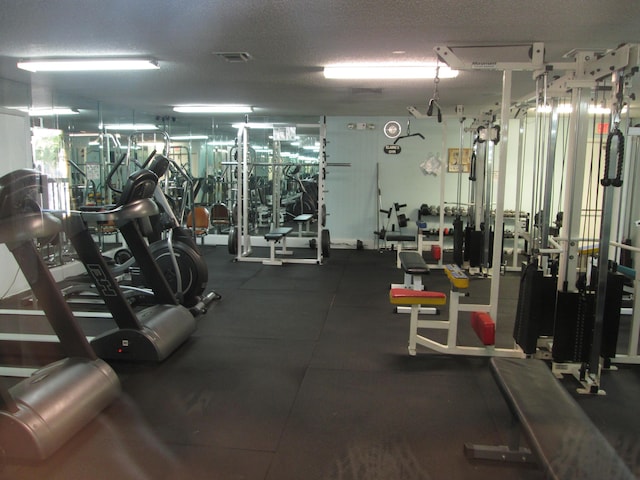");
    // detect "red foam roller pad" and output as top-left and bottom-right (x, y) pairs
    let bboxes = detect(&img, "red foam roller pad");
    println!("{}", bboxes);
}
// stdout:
(471, 311), (495, 346)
